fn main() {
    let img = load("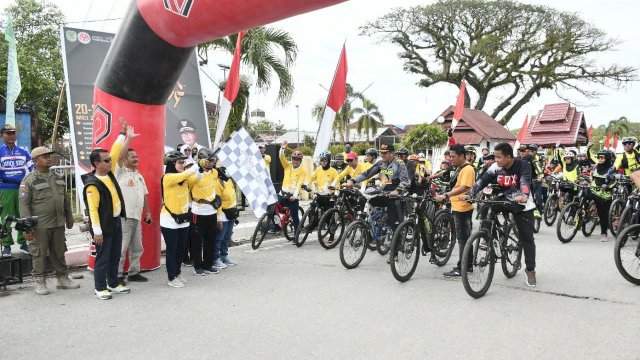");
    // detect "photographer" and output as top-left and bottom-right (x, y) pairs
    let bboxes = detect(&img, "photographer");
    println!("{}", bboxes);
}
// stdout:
(19, 147), (79, 295)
